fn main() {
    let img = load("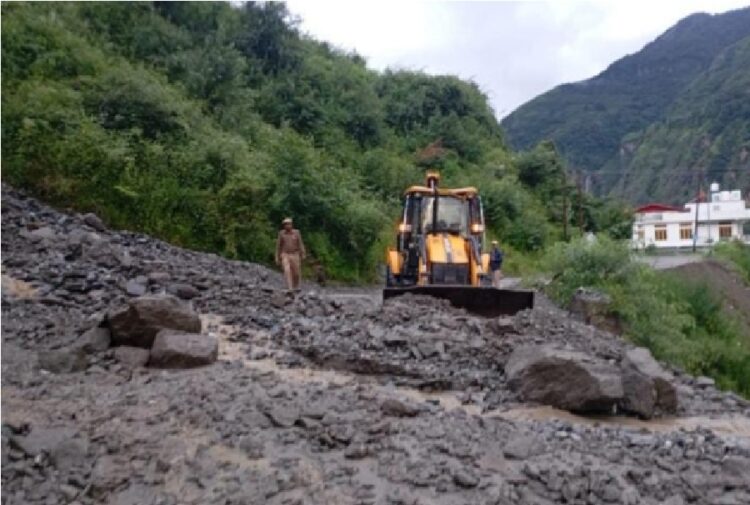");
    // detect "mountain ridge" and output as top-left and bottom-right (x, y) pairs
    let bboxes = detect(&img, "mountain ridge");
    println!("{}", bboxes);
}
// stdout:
(501, 6), (750, 204)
